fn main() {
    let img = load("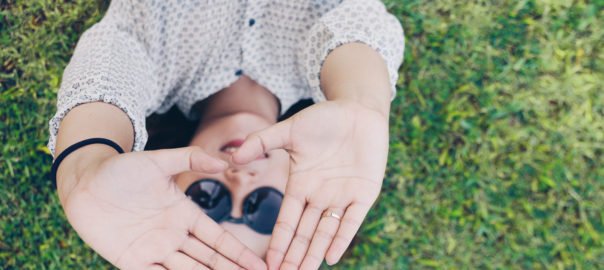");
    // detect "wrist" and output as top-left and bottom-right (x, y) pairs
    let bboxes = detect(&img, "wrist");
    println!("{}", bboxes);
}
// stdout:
(56, 144), (121, 204)
(319, 42), (392, 119)
(330, 91), (390, 120)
